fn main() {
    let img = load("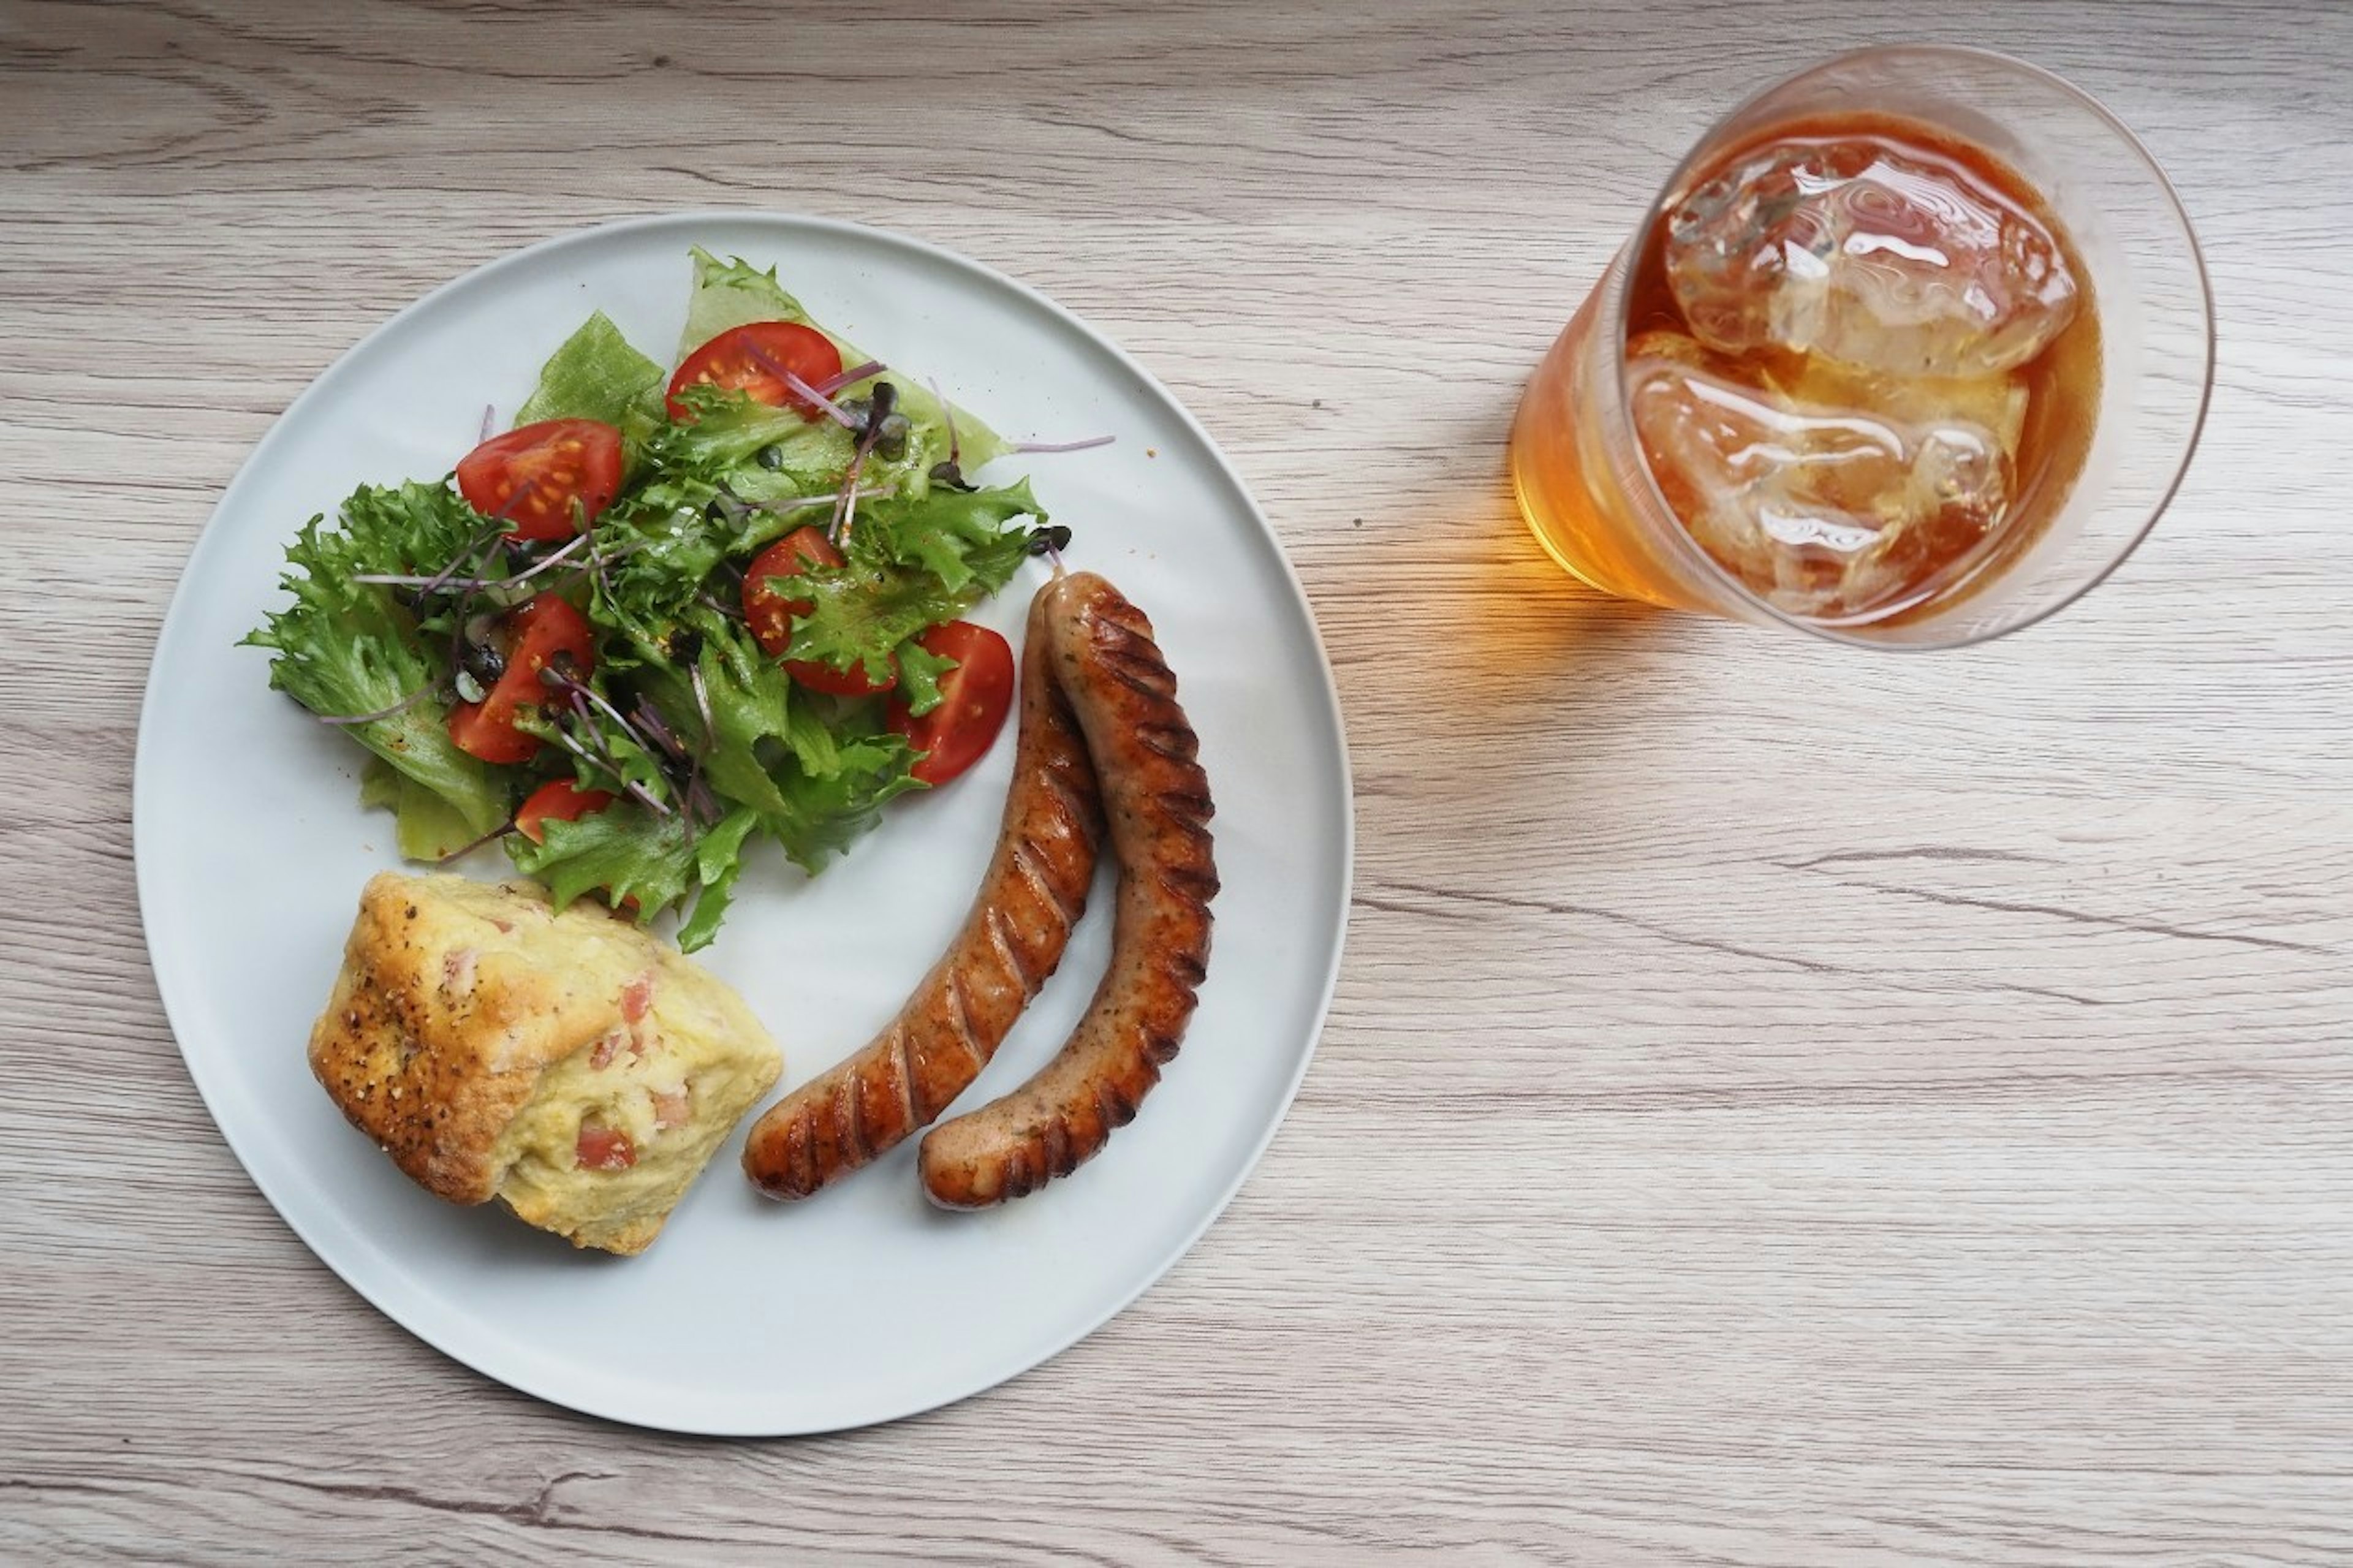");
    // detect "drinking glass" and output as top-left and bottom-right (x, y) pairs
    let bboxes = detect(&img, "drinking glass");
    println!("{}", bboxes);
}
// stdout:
(1507, 45), (2214, 650)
